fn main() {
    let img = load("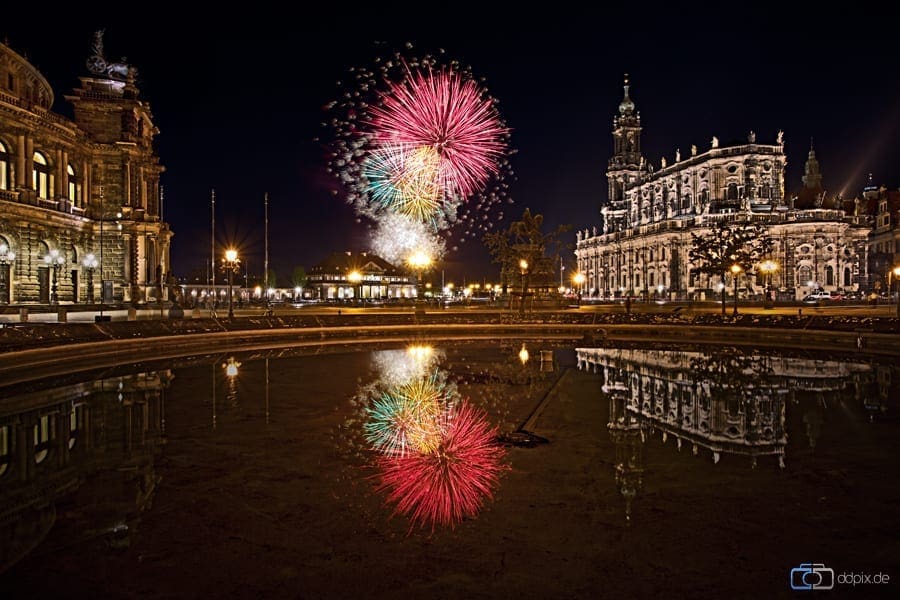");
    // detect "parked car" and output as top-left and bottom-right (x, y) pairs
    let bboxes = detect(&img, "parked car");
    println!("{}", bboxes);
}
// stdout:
(802, 291), (832, 304)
